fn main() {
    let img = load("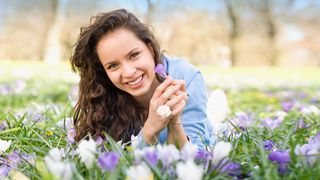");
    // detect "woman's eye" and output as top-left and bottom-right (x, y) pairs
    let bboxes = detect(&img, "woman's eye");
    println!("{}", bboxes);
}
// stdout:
(130, 52), (140, 60)
(107, 64), (118, 70)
